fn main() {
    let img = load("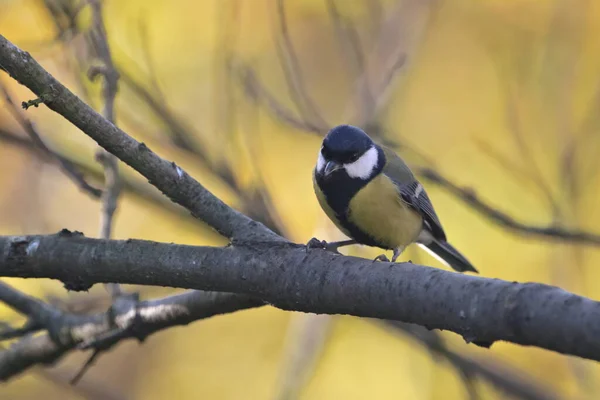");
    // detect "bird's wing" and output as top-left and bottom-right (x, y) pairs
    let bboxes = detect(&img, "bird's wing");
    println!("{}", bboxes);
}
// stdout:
(381, 146), (447, 241)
